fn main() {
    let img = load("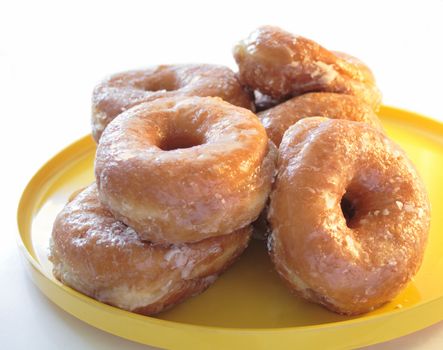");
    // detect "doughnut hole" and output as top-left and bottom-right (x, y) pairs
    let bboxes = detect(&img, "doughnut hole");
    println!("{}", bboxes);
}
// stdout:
(158, 112), (206, 151)
(134, 70), (179, 92)
(159, 132), (204, 151)
(340, 166), (392, 230)
(340, 193), (356, 228)
(140, 79), (178, 92)
(339, 178), (374, 229)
